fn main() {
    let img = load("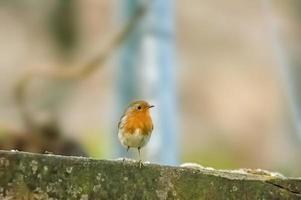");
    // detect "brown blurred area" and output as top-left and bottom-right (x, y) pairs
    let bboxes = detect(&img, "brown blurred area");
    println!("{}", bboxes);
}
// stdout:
(0, 0), (114, 157)
(0, 0), (300, 175)
(178, 0), (301, 175)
